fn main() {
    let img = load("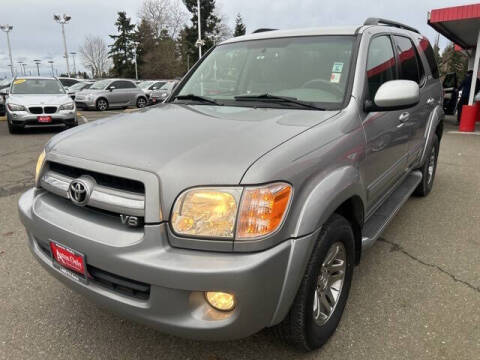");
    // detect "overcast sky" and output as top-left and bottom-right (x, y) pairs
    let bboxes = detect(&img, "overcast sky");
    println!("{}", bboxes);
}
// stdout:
(0, 0), (475, 78)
